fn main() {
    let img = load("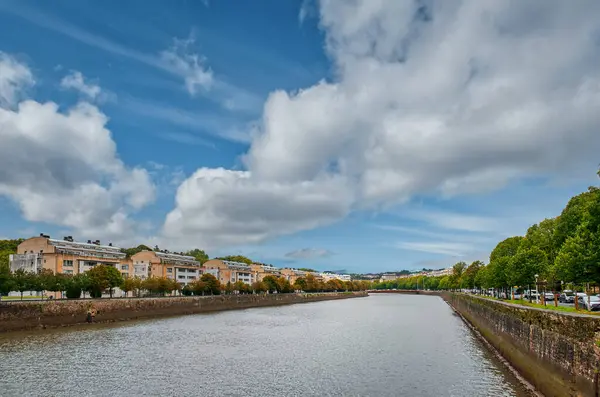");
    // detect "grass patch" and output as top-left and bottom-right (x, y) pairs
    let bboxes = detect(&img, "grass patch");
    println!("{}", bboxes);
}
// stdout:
(1, 295), (45, 301)
(476, 294), (600, 315)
